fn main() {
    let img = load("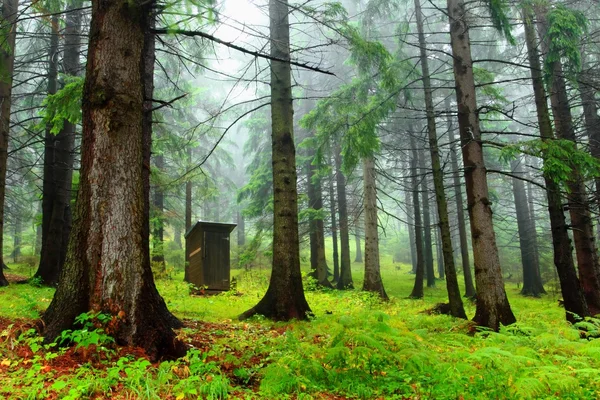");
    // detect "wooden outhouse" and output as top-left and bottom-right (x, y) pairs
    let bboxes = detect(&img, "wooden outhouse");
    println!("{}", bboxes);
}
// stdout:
(184, 221), (237, 293)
